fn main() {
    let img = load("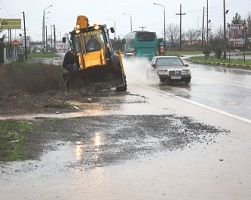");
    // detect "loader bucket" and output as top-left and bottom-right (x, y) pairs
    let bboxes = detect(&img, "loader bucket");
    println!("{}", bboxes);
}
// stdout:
(63, 64), (126, 91)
